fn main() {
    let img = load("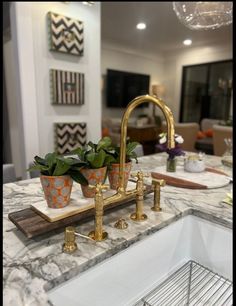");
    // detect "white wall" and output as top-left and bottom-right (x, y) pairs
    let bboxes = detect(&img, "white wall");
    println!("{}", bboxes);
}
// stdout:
(9, 2), (101, 179)
(3, 40), (24, 178)
(163, 44), (233, 121)
(102, 43), (165, 120)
